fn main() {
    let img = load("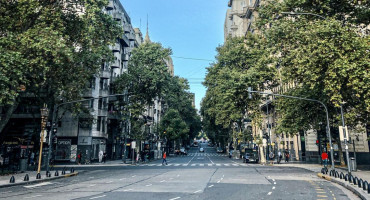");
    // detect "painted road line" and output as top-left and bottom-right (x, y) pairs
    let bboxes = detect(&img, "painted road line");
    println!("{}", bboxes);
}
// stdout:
(191, 164), (196, 166)
(272, 187), (275, 190)
(217, 180), (220, 183)
(89, 184), (96, 187)
(267, 192), (272, 195)
(182, 164), (188, 166)
(208, 164), (213, 166)
(187, 154), (196, 165)
(216, 164), (221, 166)
(90, 195), (106, 199)
(24, 195), (42, 199)
(224, 164), (230, 166)
(131, 175), (136, 177)
(194, 190), (202, 193)
(169, 197), (181, 200)
(273, 182), (276, 185)
(146, 184), (152, 187)
(232, 164), (238, 166)
(177, 174), (180, 177)
(123, 189), (133, 192)
(24, 182), (53, 188)
(106, 181), (113, 183)
(157, 164), (162, 166)
(208, 185), (214, 188)
(160, 180), (166, 182)
(149, 164), (156, 166)
(167, 164), (173, 166)
(119, 178), (126, 180)
(1, 191), (12, 194)
(174, 164), (180, 166)
(272, 179), (275, 182)
(317, 195), (328, 198)
(200, 164), (204, 166)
